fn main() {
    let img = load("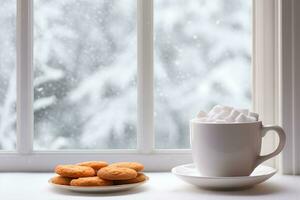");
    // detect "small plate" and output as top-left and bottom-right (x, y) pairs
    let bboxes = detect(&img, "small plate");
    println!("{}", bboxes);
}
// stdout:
(49, 177), (148, 193)
(172, 164), (276, 190)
